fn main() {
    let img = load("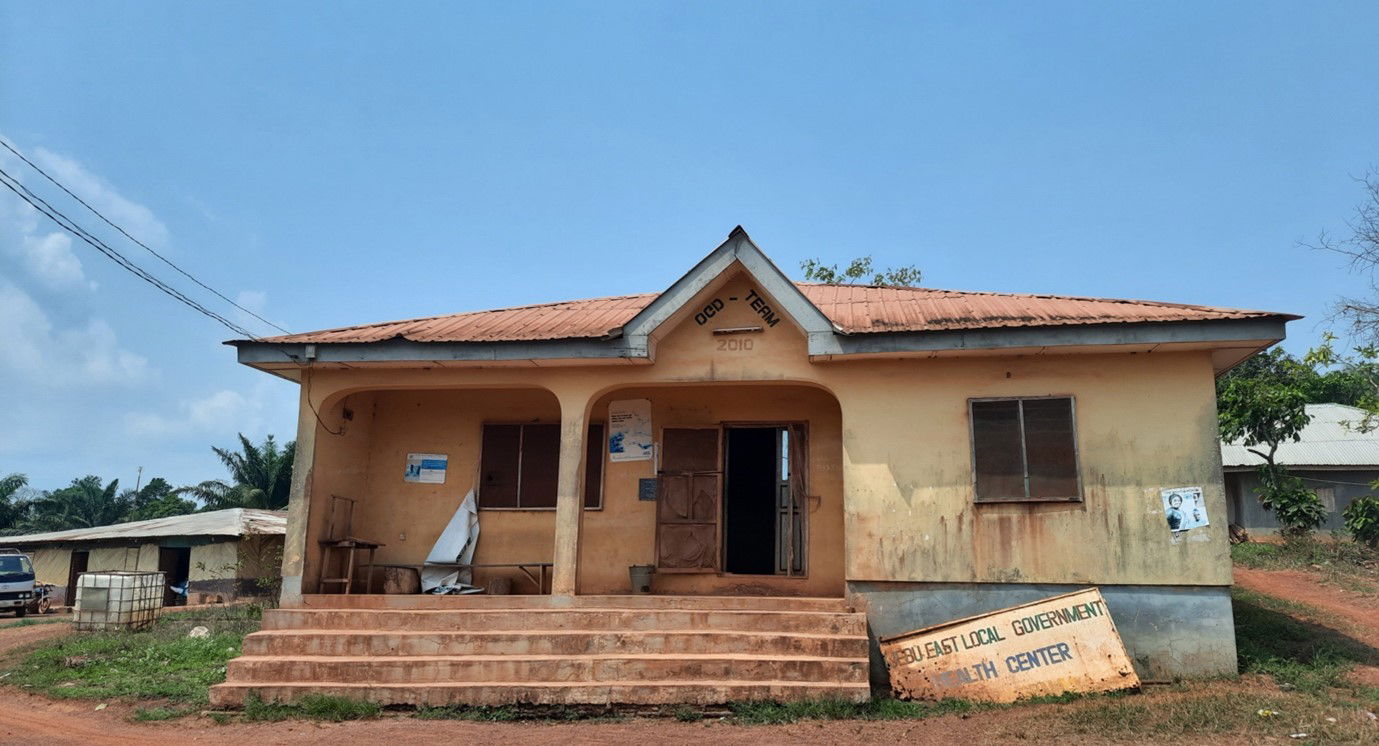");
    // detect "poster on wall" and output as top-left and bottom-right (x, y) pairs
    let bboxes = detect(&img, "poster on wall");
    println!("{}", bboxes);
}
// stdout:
(404, 453), (448, 484)
(608, 399), (654, 462)
(1161, 486), (1208, 532)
